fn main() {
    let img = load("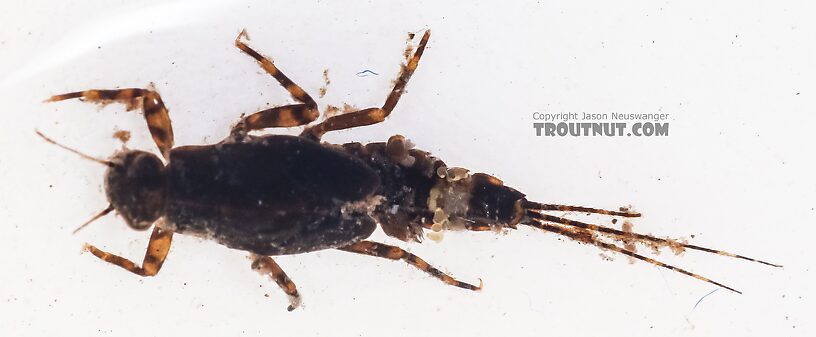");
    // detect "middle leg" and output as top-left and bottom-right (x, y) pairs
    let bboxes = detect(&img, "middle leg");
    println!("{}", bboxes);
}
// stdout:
(251, 254), (302, 311)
